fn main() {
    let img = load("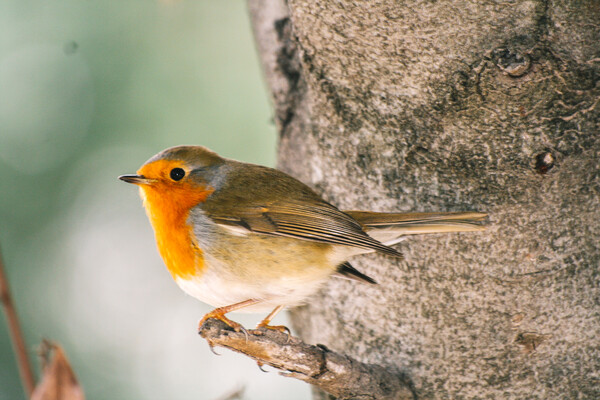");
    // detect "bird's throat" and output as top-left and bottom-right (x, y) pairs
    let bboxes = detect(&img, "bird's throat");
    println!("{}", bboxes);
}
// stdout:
(140, 186), (206, 280)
